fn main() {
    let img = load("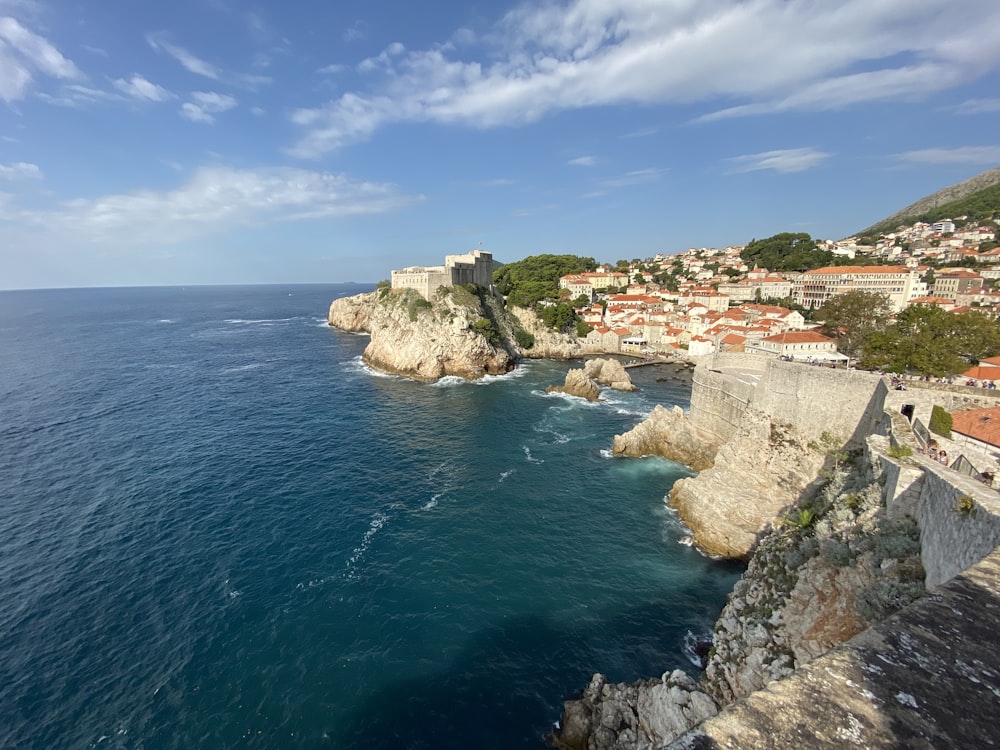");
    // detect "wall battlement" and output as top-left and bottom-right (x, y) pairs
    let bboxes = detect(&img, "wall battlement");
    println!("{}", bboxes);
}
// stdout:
(390, 250), (493, 299)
